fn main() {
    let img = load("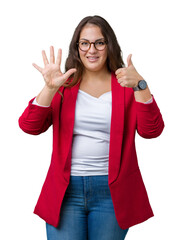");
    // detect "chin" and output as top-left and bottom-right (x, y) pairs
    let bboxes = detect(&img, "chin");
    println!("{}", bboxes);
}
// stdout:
(84, 63), (107, 73)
